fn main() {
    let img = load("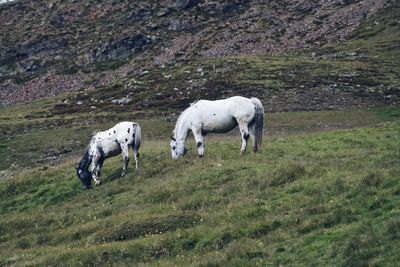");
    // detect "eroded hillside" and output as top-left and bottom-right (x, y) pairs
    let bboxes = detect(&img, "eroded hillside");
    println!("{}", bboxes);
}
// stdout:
(0, 0), (394, 107)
